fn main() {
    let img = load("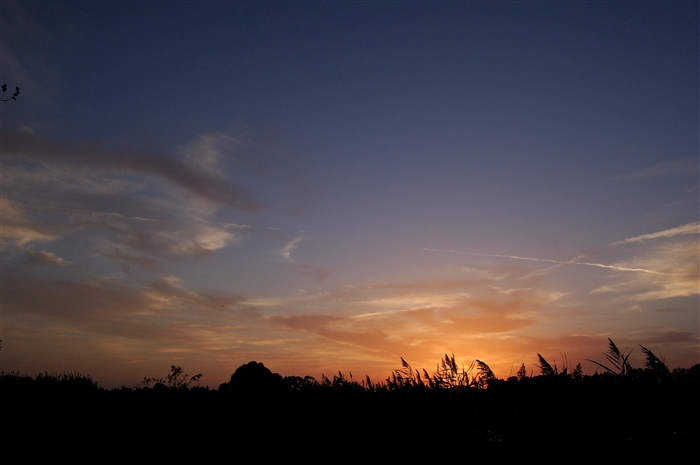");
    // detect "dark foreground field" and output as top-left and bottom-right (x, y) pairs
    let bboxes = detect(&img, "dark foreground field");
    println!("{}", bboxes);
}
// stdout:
(3, 345), (698, 459)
